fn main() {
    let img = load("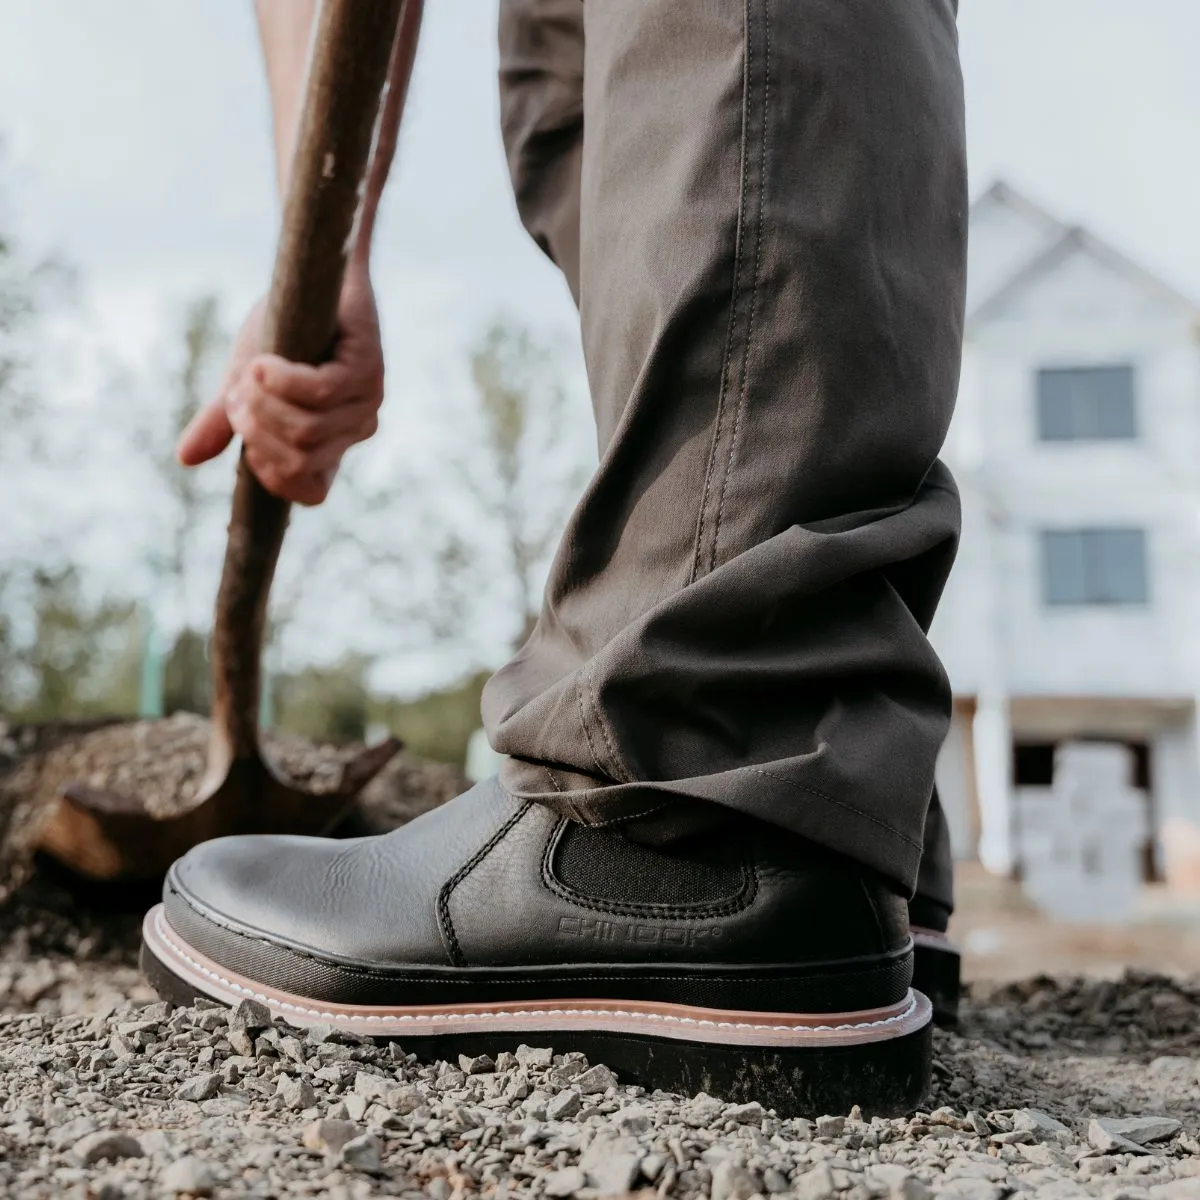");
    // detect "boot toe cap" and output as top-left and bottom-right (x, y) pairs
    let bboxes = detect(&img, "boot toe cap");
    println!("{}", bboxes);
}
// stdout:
(163, 832), (433, 977)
